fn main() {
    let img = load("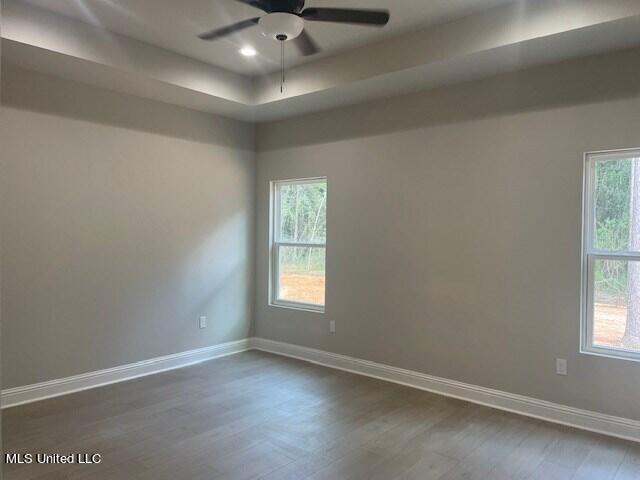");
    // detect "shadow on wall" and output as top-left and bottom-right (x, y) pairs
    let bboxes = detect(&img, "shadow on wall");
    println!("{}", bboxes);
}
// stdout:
(0, 79), (256, 387)
(179, 211), (254, 343)
(258, 47), (640, 151)
(87, 211), (254, 362)
(0, 63), (255, 150)
(0, 208), (254, 388)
